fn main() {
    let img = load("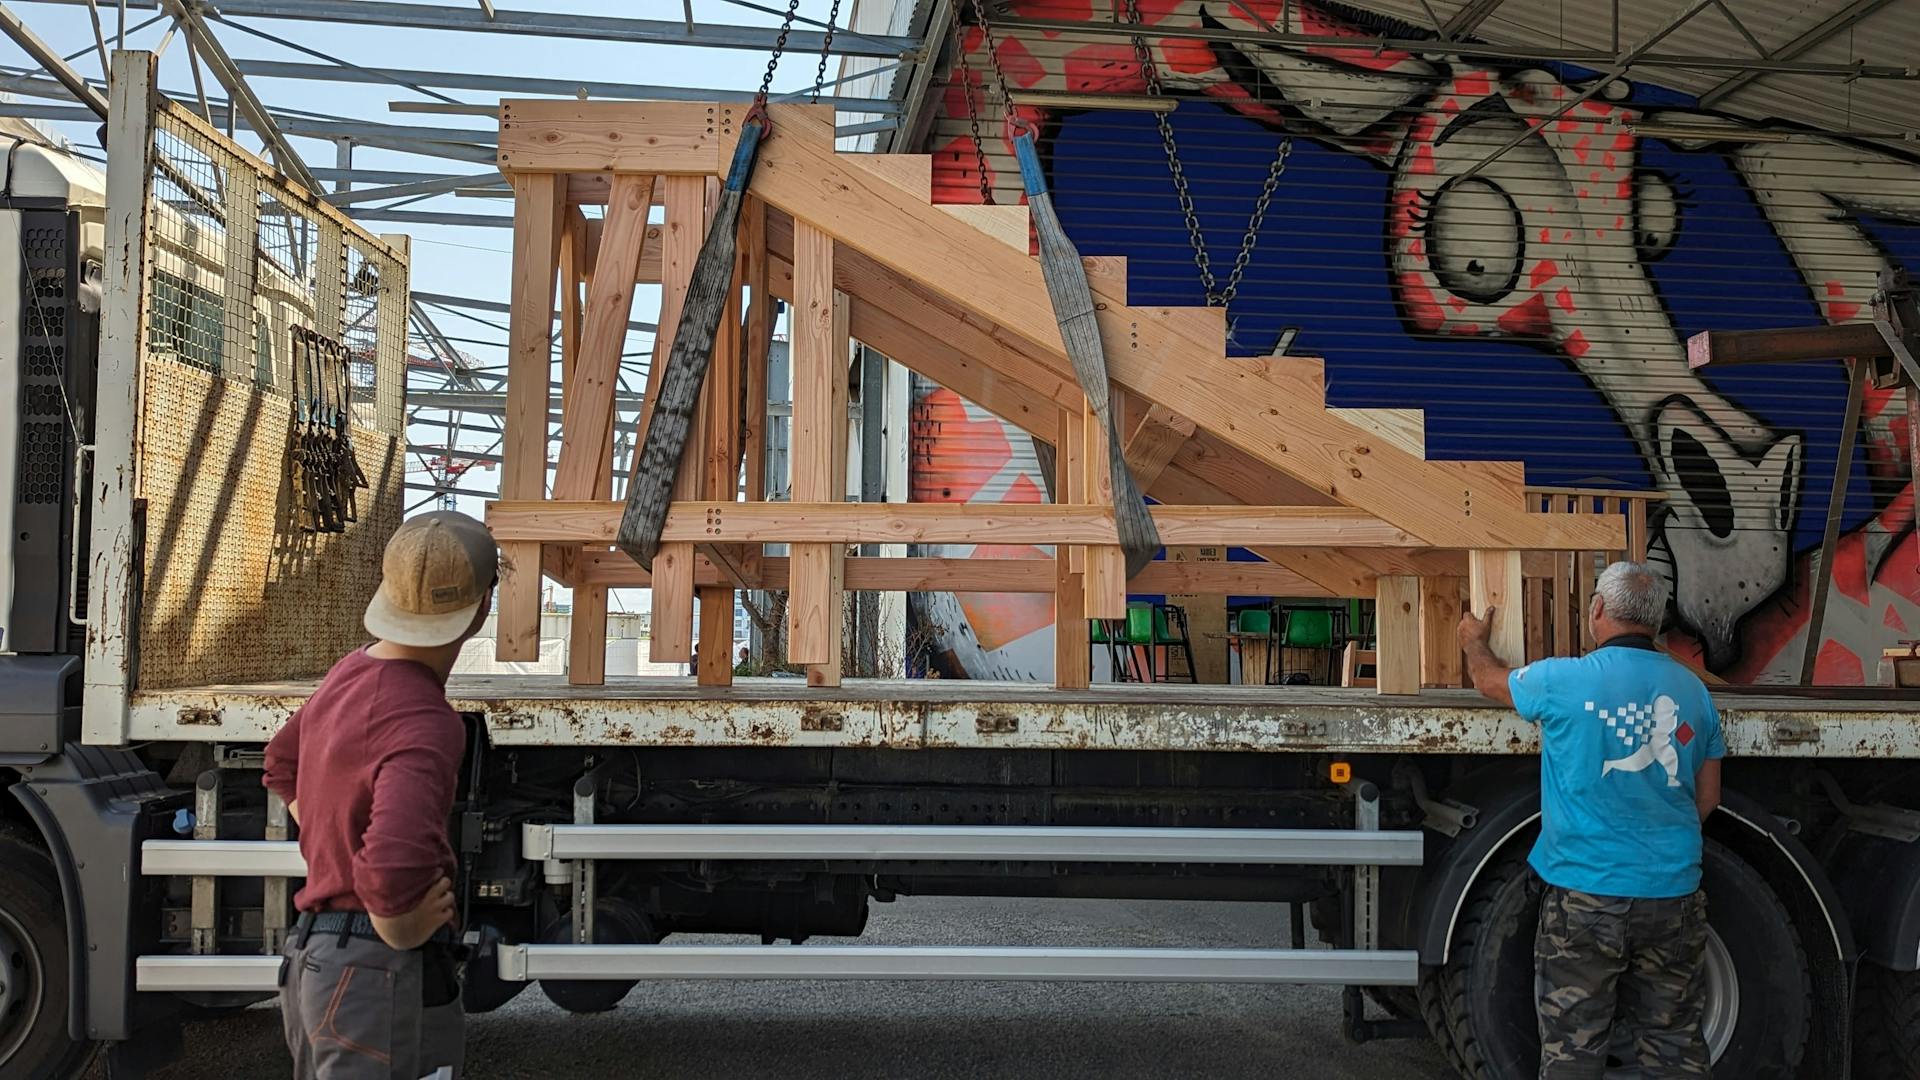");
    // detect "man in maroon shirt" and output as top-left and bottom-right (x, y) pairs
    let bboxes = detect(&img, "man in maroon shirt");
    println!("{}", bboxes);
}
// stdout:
(264, 511), (496, 1079)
